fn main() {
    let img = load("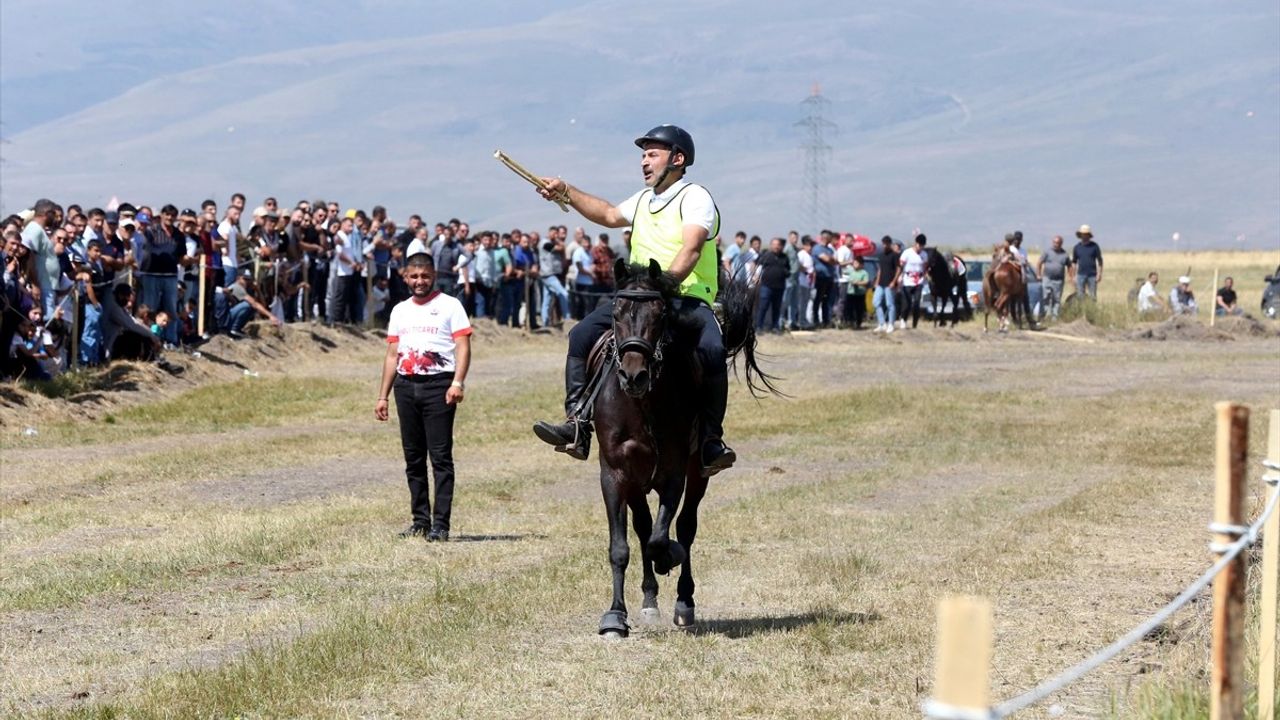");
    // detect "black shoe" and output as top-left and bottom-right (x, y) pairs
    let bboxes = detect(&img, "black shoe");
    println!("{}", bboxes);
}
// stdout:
(427, 529), (449, 542)
(532, 419), (591, 460)
(398, 524), (429, 538)
(701, 439), (736, 477)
